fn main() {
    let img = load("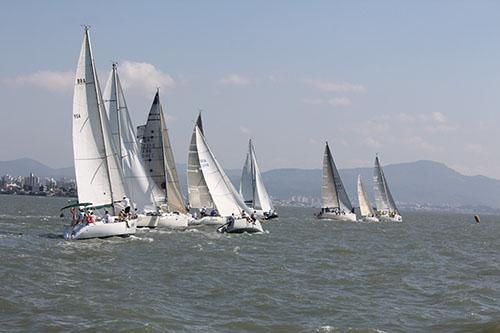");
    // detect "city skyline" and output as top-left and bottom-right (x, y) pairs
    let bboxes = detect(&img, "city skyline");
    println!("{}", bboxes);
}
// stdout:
(1, 1), (500, 177)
